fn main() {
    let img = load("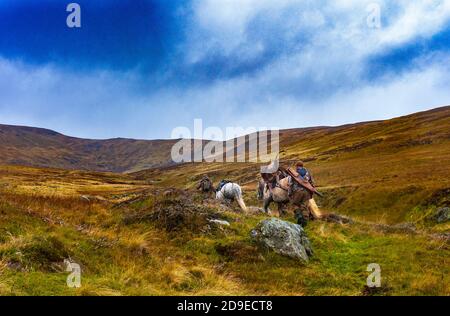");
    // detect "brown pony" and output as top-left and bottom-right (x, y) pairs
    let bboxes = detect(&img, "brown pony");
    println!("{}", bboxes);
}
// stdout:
(258, 174), (323, 218)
